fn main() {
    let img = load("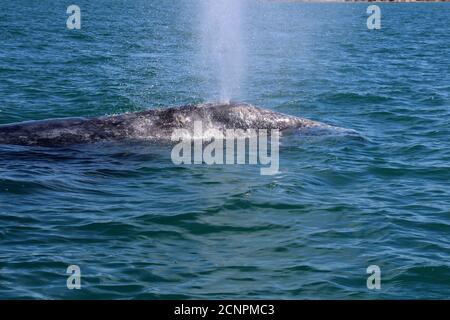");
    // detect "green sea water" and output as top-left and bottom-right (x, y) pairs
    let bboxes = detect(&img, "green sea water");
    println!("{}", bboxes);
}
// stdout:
(0, 1), (449, 299)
